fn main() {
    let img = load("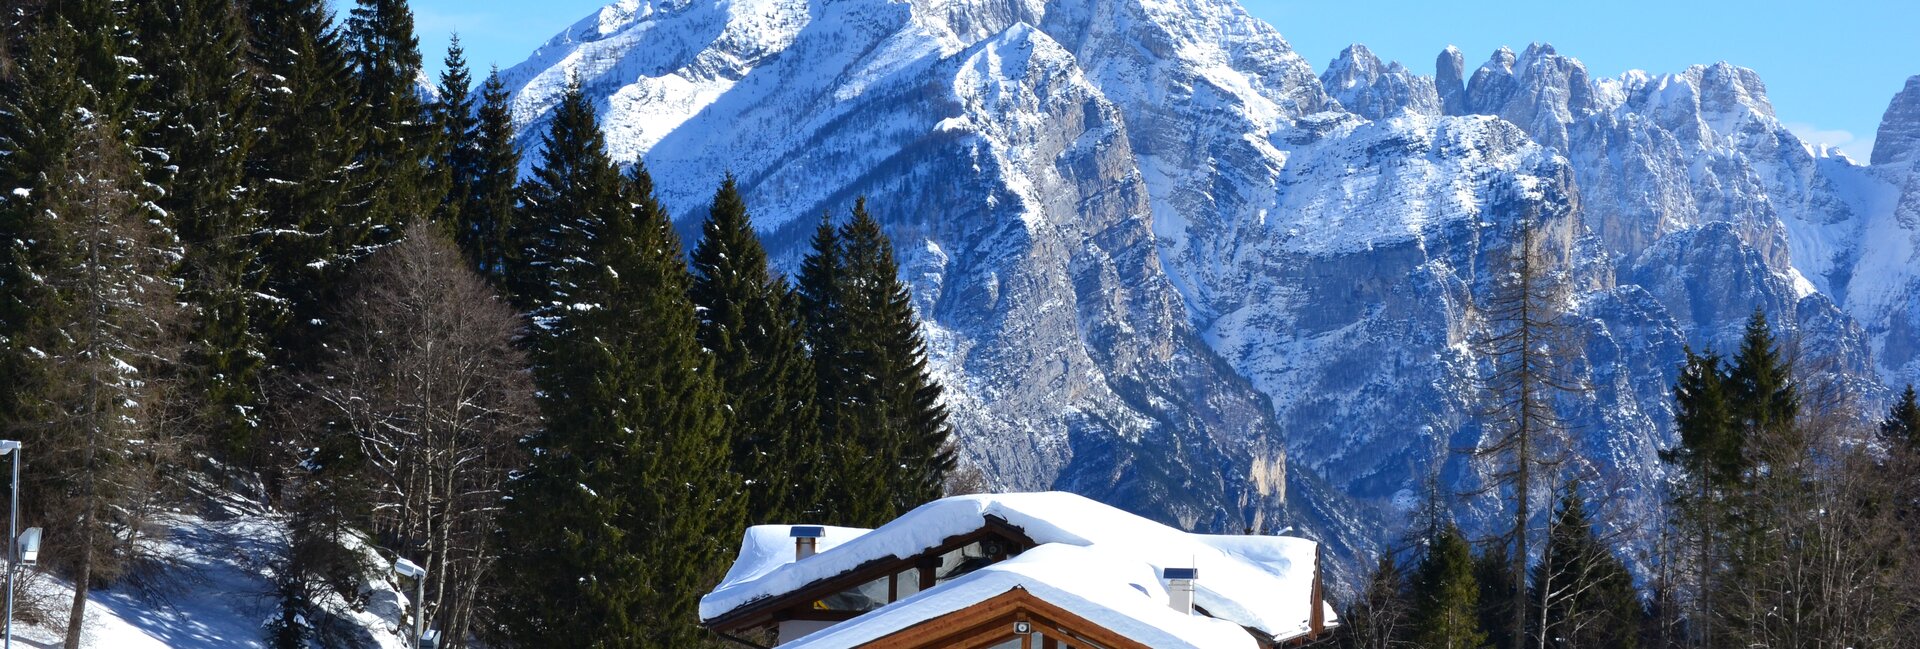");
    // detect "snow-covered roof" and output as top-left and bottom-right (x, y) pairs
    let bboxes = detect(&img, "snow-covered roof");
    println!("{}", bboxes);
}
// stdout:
(716, 524), (872, 591)
(781, 544), (1260, 649)
(701, 492), (1334, 642)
